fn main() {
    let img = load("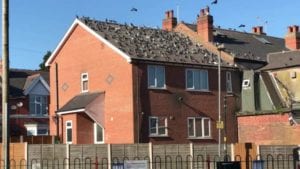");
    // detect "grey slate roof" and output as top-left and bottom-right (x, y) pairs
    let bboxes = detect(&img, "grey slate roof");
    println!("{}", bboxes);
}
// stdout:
(0, 69), (49, 98)
(57, 92), (103, 112)
(260, 51), (300, 70)
(185, 23), (288, 62)
(80, 17), (233, 67)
